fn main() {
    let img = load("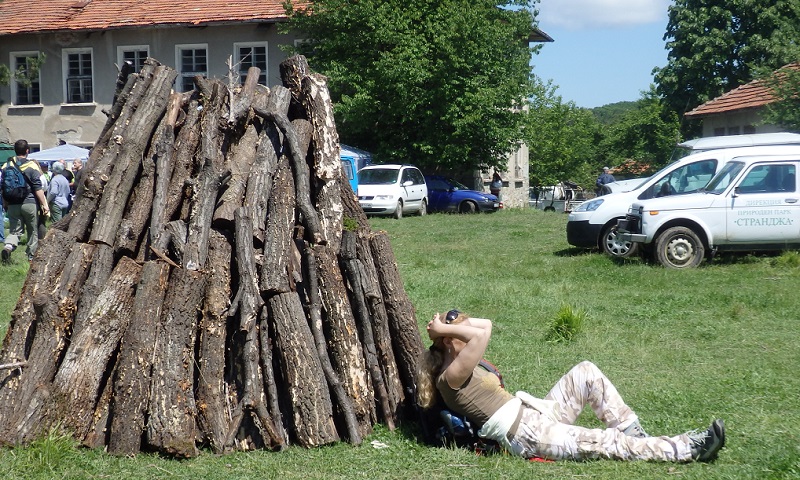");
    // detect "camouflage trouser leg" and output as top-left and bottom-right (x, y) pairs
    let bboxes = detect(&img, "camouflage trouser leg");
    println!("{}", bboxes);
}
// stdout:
(508, 361), (693, 461)
(543, 360), (637, 430)
(509, 408), (693, 461)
